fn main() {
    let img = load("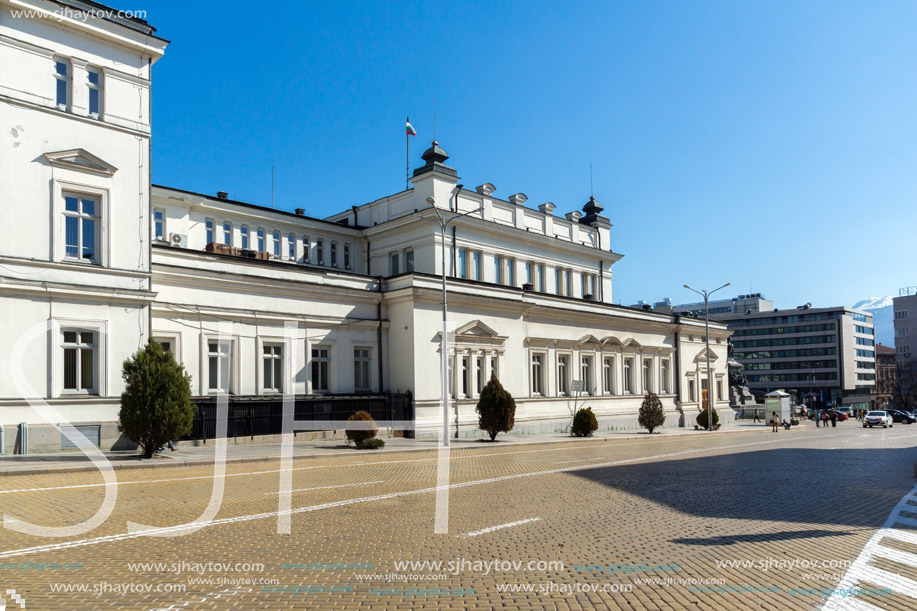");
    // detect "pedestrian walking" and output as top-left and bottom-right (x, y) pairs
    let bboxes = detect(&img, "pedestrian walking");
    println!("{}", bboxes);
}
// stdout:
(771, 412), (779, 433)
(816, 410), (821, 427)
(830, 410), (837, 428)
(821, 411), (829, 429)
(753, 409), (761, 423)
